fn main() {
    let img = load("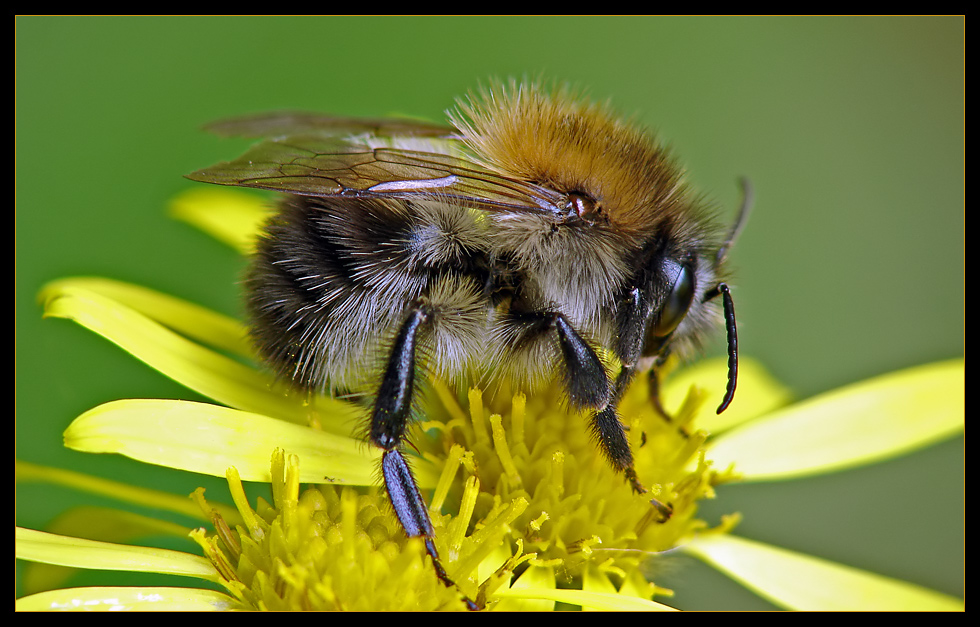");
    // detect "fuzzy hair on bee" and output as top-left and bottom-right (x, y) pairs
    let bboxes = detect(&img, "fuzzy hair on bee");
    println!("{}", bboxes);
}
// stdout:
(188, 81), (749, 608)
